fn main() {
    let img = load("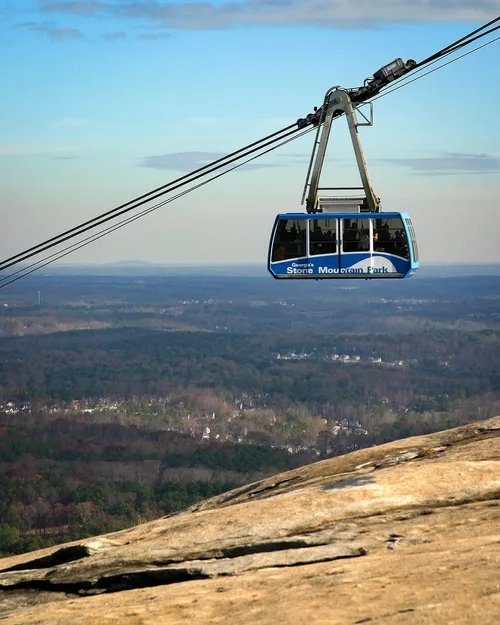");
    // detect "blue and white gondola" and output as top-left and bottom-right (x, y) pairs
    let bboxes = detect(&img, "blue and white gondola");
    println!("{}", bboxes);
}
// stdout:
(268, 212), (418, 279)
